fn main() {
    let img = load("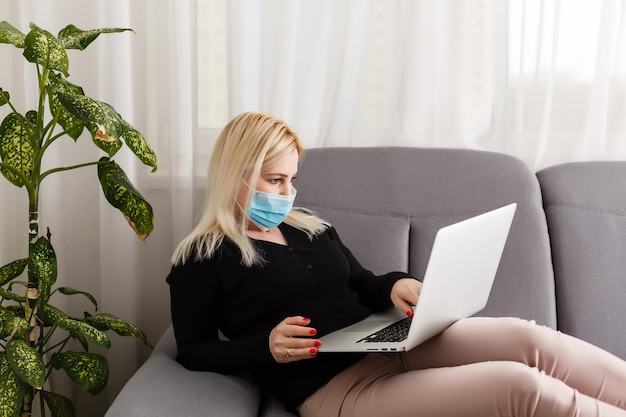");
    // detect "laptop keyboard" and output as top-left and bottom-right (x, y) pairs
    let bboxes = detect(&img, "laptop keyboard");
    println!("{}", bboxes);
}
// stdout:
(356, 317), (412, 343)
